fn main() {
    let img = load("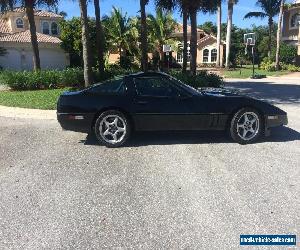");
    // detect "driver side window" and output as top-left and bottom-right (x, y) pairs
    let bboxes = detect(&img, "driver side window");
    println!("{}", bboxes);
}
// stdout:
(134, 77), (180, 97)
